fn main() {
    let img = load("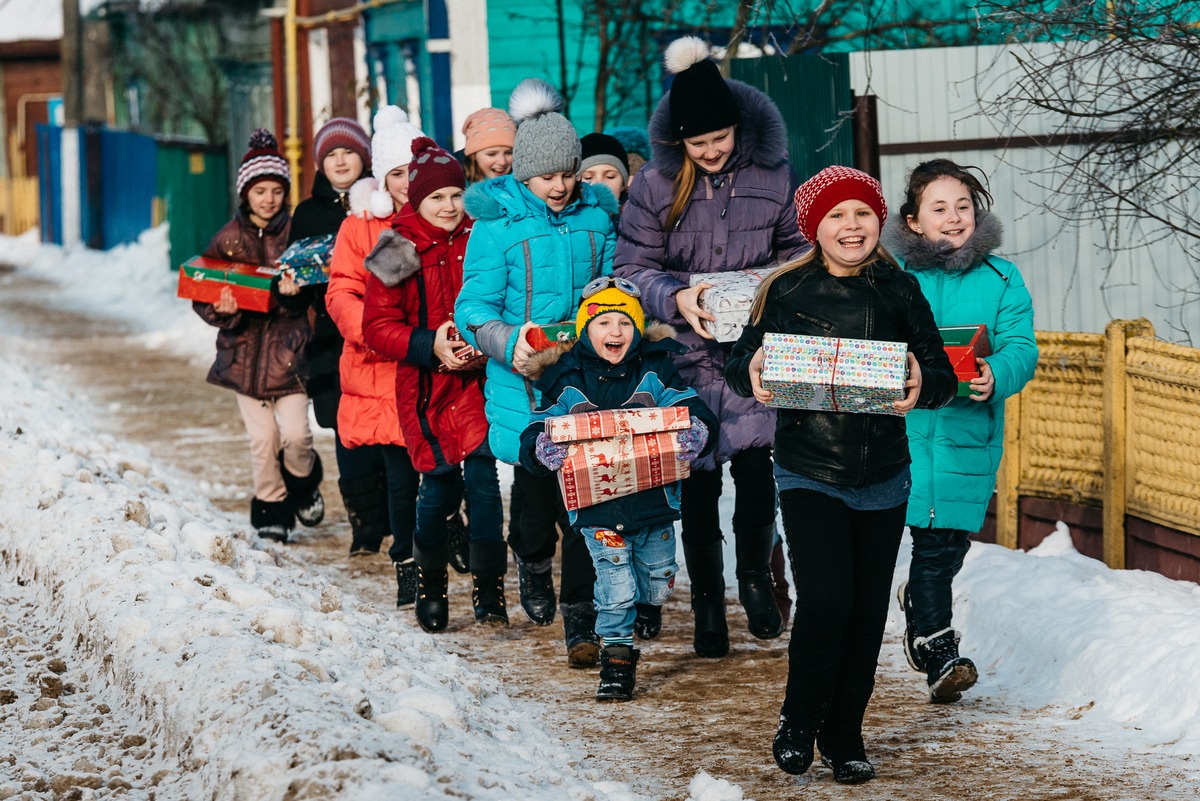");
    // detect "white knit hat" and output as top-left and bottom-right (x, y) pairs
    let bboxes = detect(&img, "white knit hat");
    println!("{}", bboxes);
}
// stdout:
(369, 105), (424, 217)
